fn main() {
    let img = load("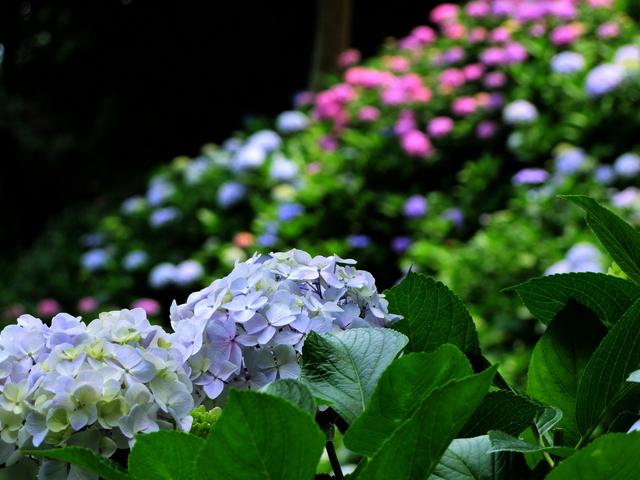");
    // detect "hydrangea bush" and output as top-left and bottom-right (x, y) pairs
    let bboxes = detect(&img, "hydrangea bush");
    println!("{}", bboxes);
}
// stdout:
(3, 198), (640, 479)
(3, 0), (640, 380)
